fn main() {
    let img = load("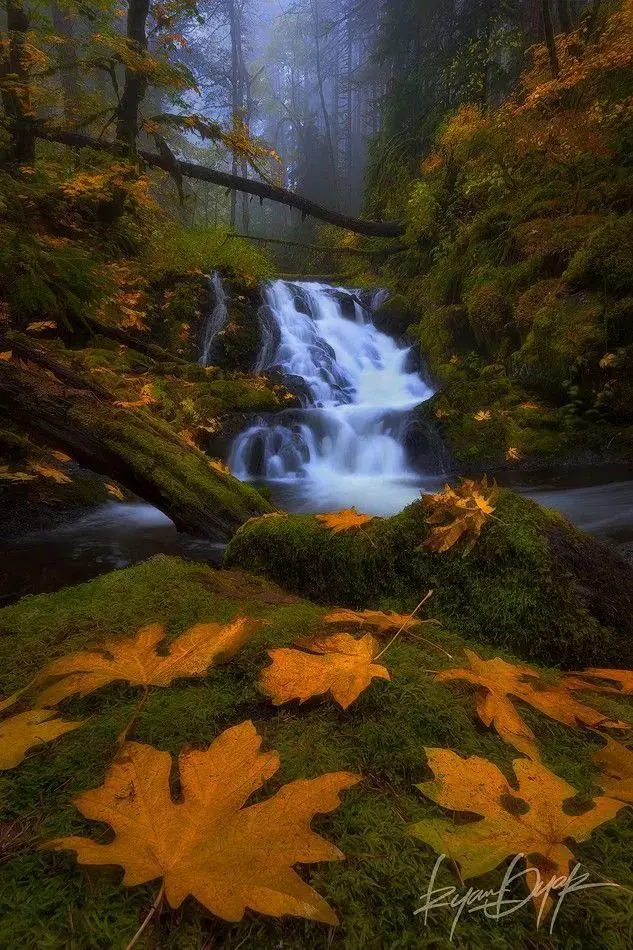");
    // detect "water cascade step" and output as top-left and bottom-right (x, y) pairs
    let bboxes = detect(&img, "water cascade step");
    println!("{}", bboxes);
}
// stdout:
(225, 280), (435, 515)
